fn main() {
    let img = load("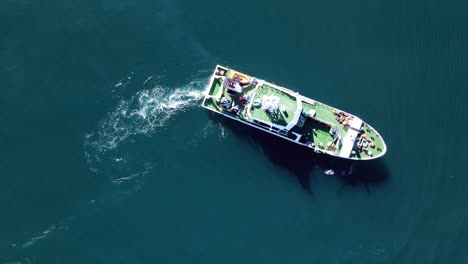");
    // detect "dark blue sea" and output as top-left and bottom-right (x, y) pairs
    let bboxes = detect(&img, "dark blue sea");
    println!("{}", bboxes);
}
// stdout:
(1, 0), (468, 263)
